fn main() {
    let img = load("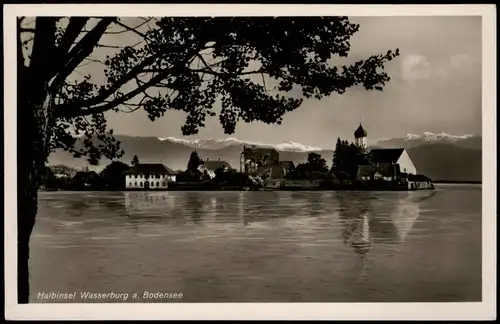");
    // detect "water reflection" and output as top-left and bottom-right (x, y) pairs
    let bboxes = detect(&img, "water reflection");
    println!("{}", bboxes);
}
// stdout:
(120, 190), (427, 261)
(289, 192), (328, 218)
(185, 193), (204, 224)
(120, 191), (426, 241)
(335, 191), (431, 272)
